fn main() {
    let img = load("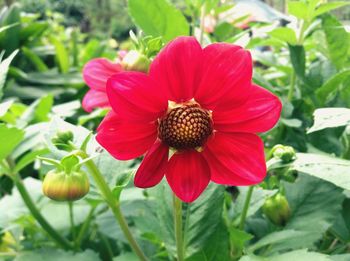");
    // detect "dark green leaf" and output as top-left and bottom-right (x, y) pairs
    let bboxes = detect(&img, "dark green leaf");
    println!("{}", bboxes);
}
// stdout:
(0, 124), (24, 161)
(289, 44), (306, 80)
